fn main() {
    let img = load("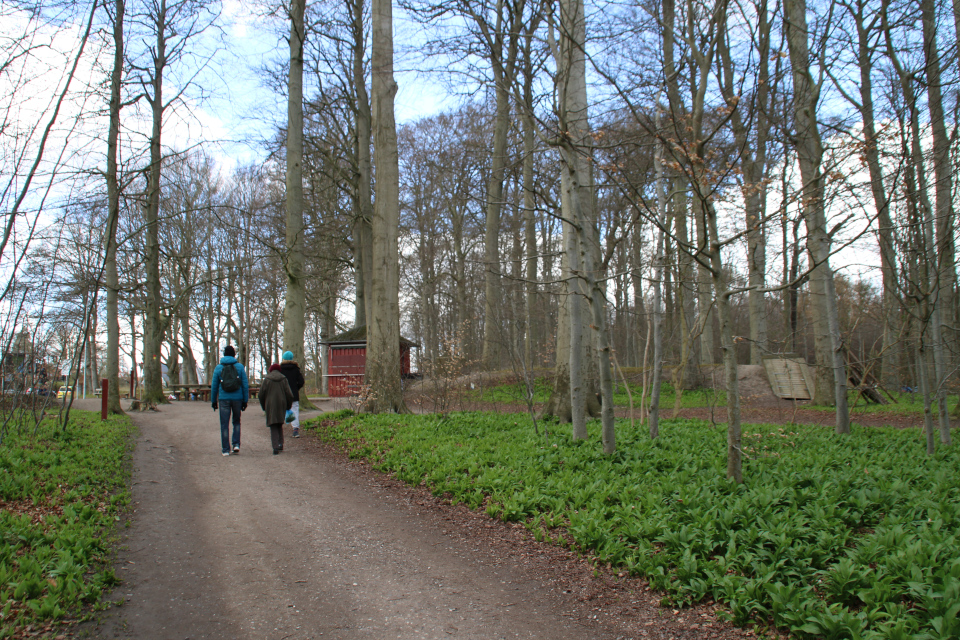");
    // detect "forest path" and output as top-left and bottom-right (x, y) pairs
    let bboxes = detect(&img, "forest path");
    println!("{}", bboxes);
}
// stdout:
(74, 398), (623, 640)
